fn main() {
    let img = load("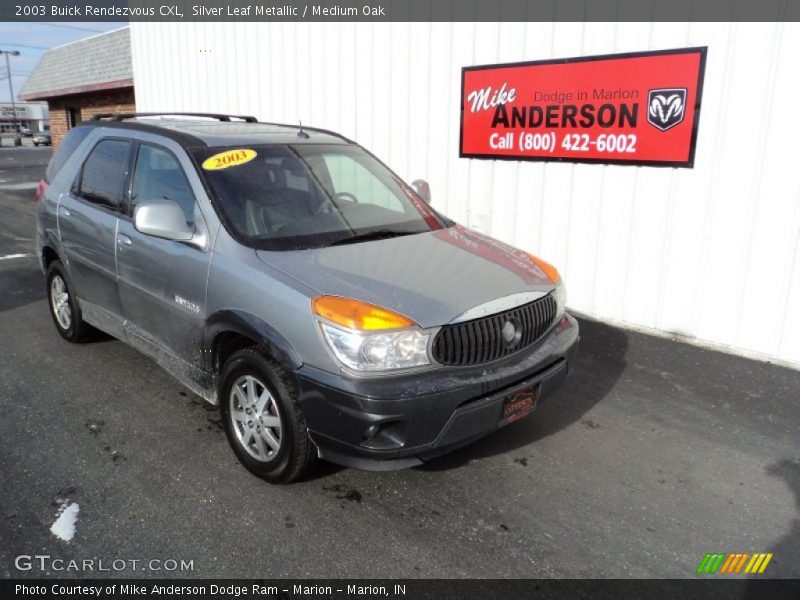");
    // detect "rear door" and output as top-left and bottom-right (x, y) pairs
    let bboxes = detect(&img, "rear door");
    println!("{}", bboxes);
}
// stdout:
(58, 137), (133, 333)
(115, 140), (212, 368)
